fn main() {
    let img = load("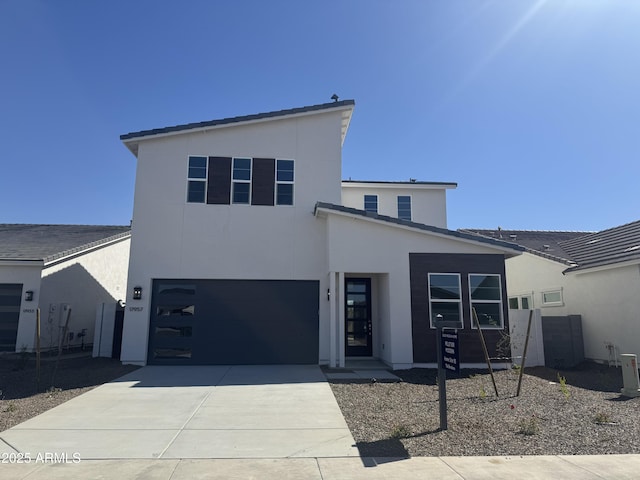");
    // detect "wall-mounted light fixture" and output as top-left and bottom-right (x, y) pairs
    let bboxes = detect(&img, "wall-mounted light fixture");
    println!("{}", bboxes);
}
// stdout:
(24, 290), (34, 302)
(133, 286), (142, 300)
(327, 288), (331, 301)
